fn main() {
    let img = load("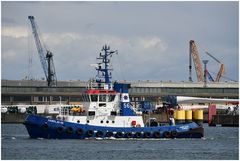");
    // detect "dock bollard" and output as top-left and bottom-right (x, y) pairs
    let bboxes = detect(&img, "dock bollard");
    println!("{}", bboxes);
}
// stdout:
(193, 110), (203, 126)
(174, 110), (185, 124)
(185, 110), (192, 123)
